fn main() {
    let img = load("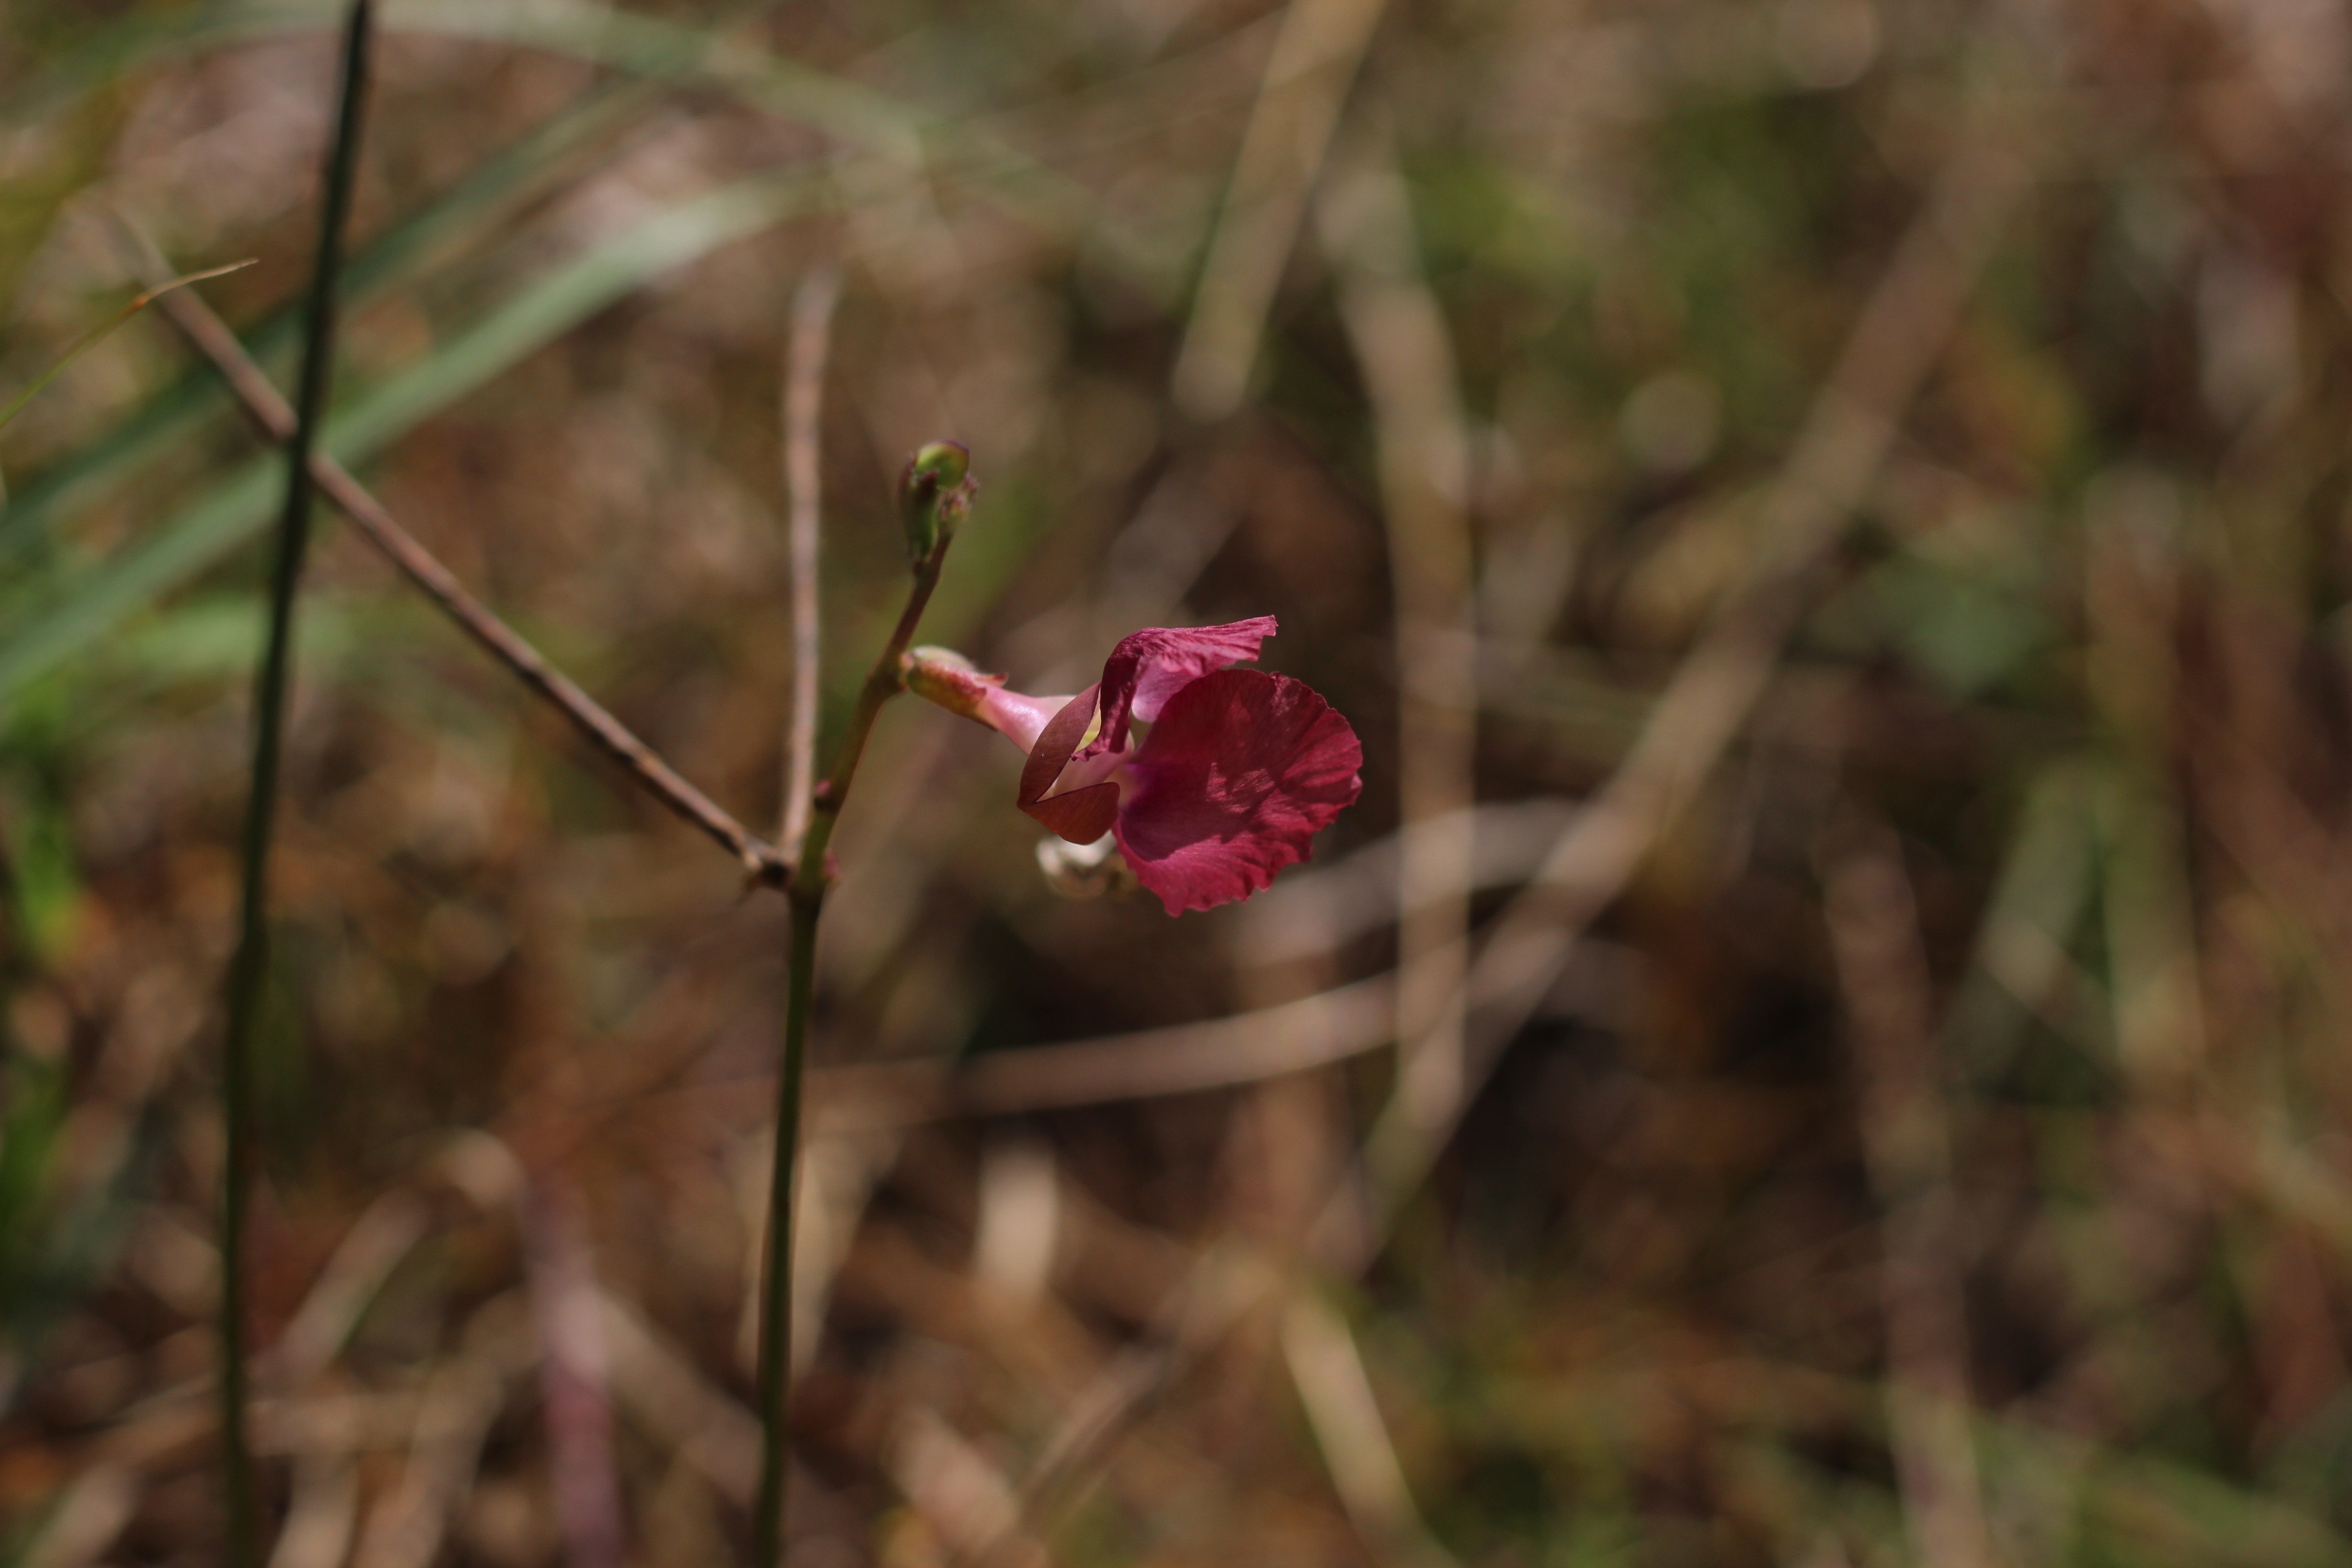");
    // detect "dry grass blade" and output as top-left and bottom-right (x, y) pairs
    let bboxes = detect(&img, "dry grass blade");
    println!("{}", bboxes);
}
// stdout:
(518, 1172), (625, 1568)
(892, 1408), (1052, 1568)
(1317, 118), (1477, 1167)
(262, 1191), (431, 1388)
(598, 1290), (763, 1507)
(0, 260), (255, 446)
(1318, 108), (2033, 1273)
(349, 1299), (527, 1568)
(18, 1464), (137, 1568)
(814, 974), (1398, 1126)
(1282, 1292), (1458, 1568)
(1823, 818), (1993, 1568)
(1171, 0), (1389, 420)
(265, 1456), (358, 1568)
